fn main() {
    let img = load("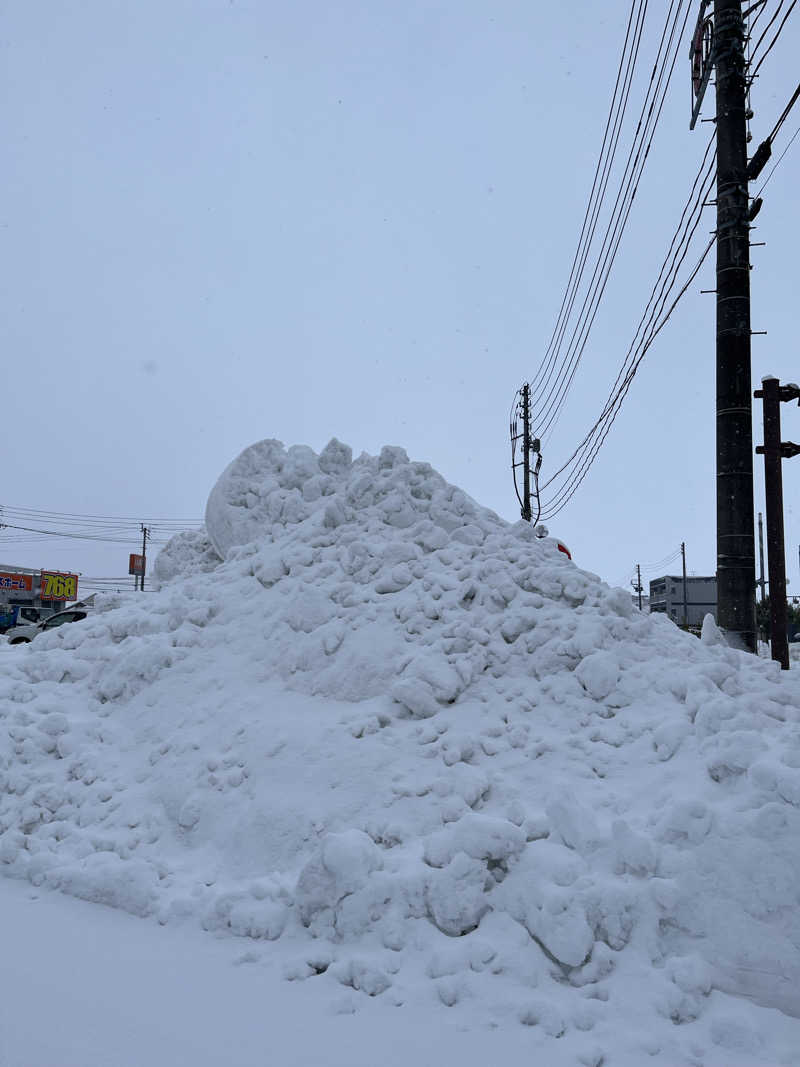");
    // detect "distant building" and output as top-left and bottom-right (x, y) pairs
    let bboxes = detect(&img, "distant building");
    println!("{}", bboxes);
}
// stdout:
(649, 575), (717, 627)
